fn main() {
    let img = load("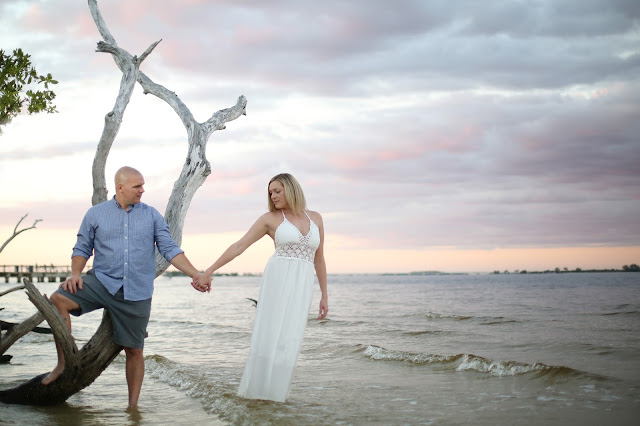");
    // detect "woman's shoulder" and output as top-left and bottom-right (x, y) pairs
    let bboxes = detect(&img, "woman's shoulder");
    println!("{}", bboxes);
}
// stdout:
(258, 210), (283, 225)
(306, 209), (323, 223)
(246, 211), (282, 235)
